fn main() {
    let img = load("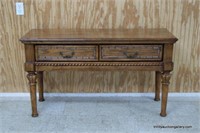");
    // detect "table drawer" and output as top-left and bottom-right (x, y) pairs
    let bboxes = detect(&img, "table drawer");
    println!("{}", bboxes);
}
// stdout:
(100, 45), (163, 61)
(35, 45), (98, 61)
